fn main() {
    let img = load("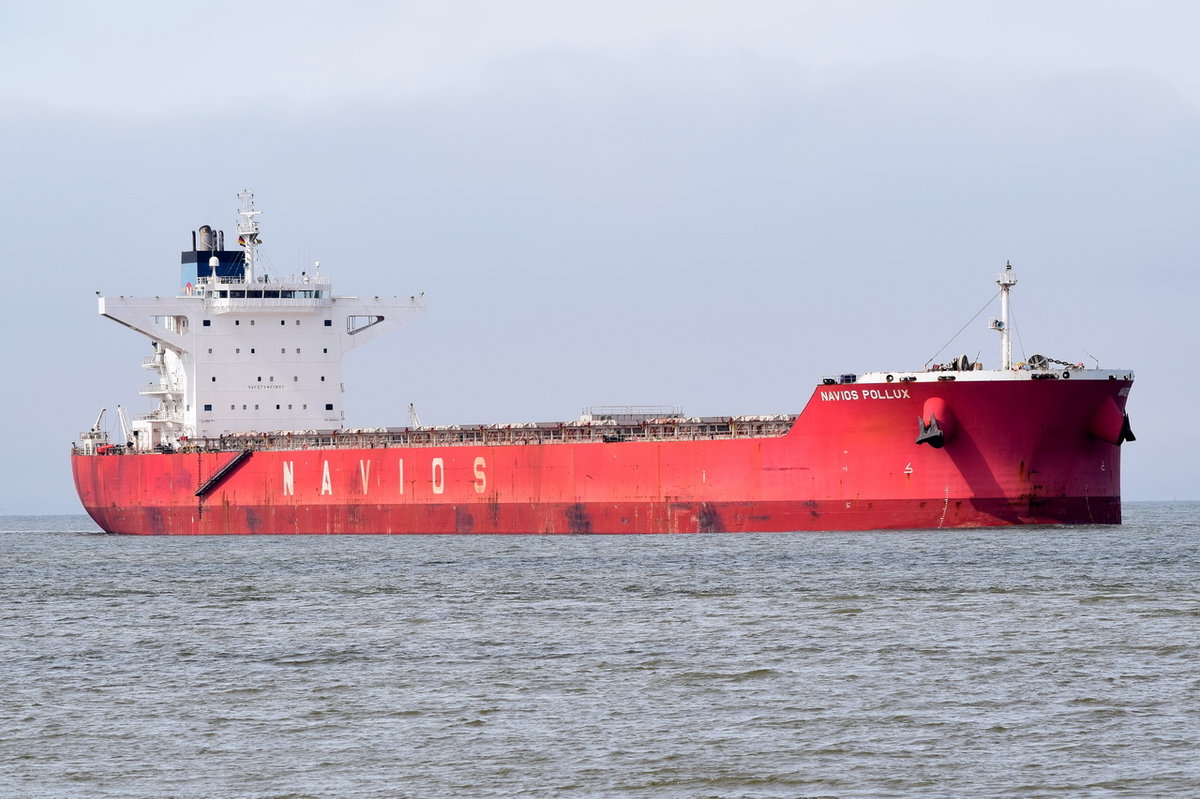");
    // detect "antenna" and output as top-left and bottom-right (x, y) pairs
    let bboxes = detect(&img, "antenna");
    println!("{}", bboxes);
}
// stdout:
(236, 189), (262, 284)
